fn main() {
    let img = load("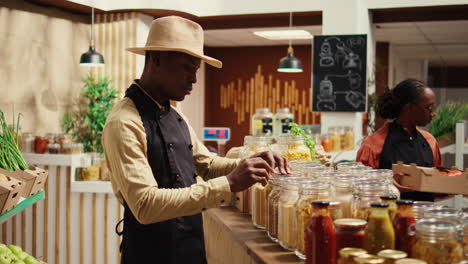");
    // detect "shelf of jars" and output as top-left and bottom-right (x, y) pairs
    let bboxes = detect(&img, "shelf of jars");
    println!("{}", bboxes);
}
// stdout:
(229, 160), (468, 264)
